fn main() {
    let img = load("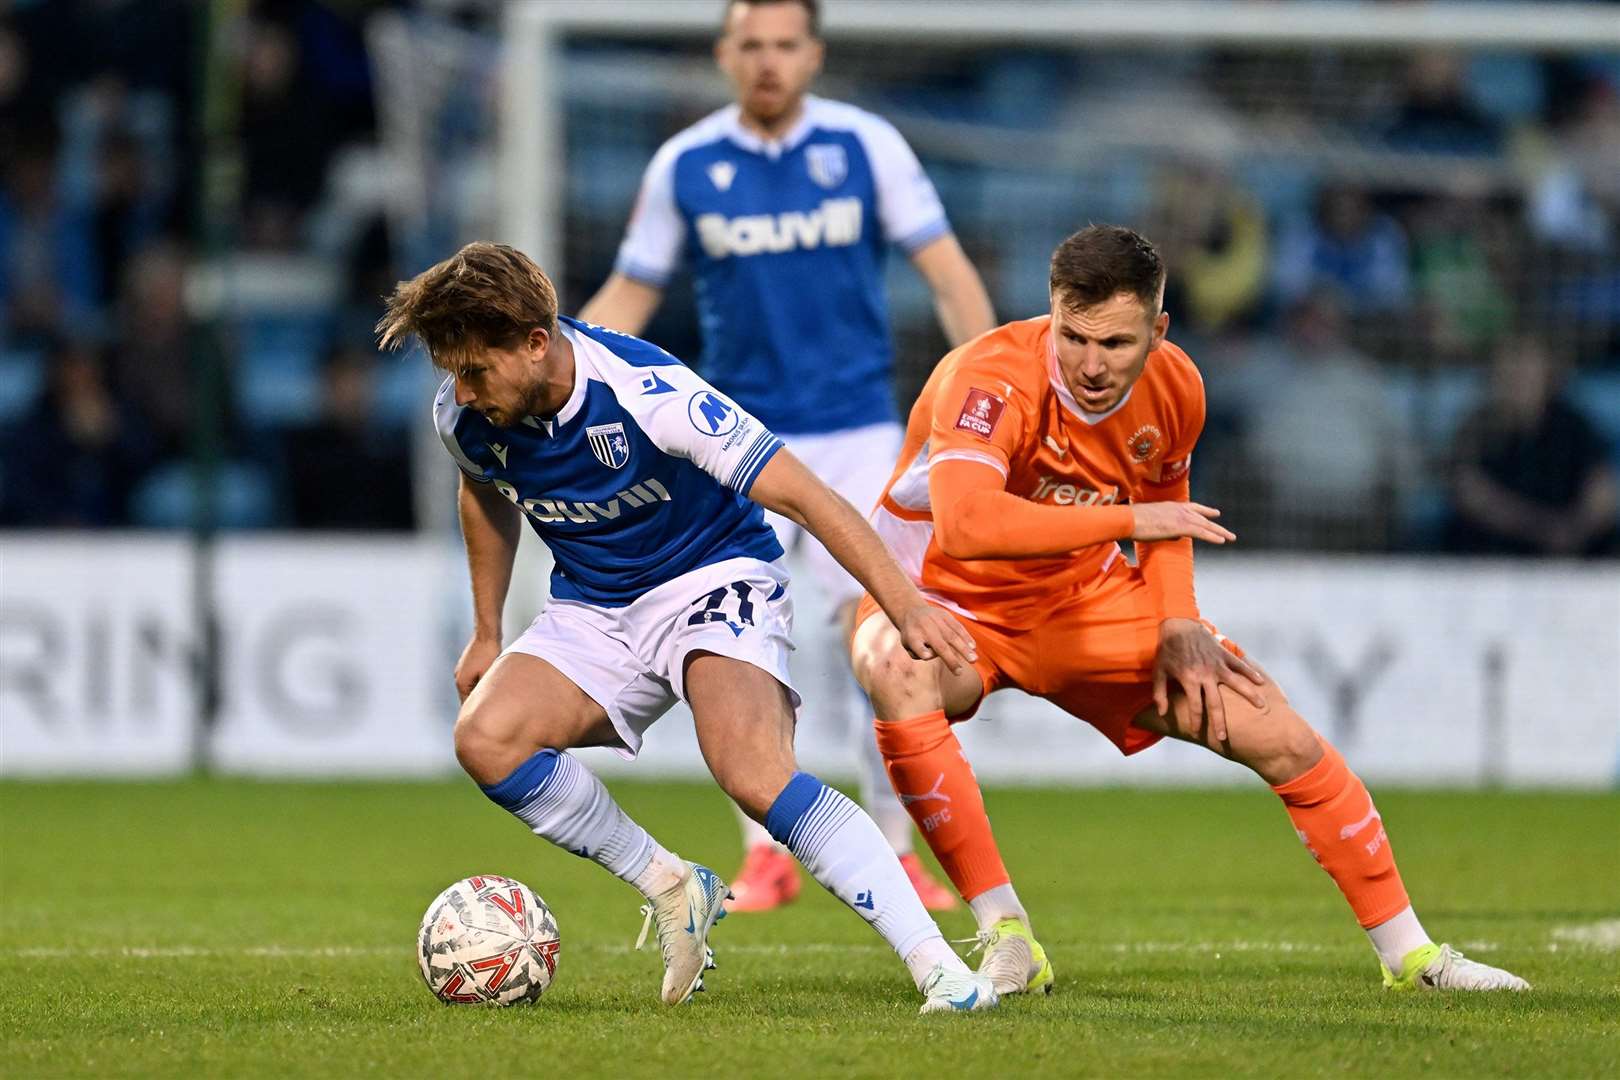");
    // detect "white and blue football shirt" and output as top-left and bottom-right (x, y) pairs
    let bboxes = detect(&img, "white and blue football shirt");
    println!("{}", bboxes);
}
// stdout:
(434, 316), (785, 607)
(613, 95), (950, 436)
